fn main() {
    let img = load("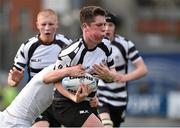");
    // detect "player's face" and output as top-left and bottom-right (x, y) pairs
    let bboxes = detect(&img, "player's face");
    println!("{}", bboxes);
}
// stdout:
(105, 22), (116, 41)
(85, 15), (106, 45)
(36, 14), (58, 43)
